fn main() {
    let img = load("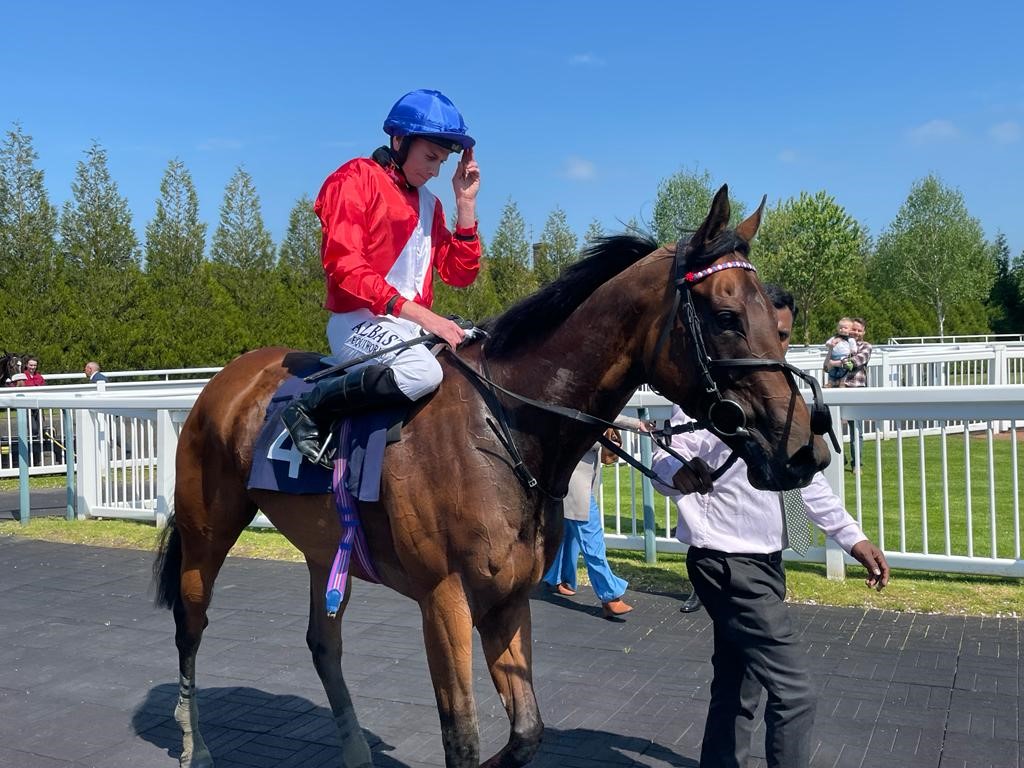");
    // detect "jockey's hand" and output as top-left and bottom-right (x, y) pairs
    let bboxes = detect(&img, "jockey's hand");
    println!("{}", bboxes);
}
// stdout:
(453, 147), (479, 204)
(672, 457), (714, 495)
(850, 540), (890, 591)
(401, 303), (466, 349)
